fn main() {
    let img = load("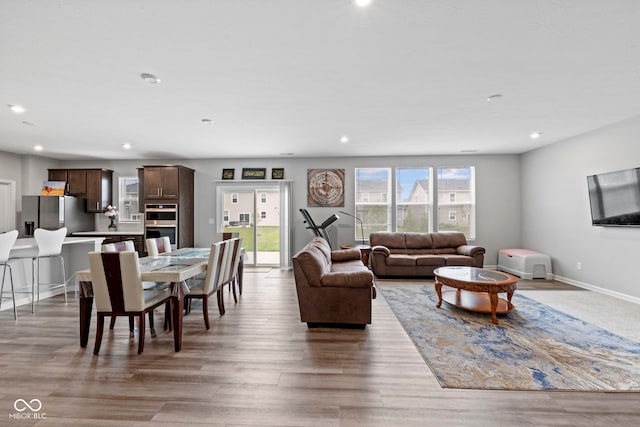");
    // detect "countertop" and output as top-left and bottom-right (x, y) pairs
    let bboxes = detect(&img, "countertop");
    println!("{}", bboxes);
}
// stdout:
(72, 231), (144, 236)
(11, 236), (105, 251)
